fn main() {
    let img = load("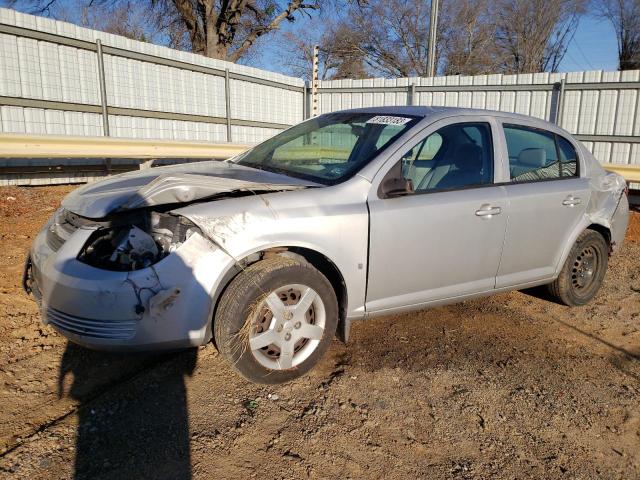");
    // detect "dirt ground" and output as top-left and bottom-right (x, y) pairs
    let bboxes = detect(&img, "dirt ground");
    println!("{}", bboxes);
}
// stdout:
(0, 185), (638, 480)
